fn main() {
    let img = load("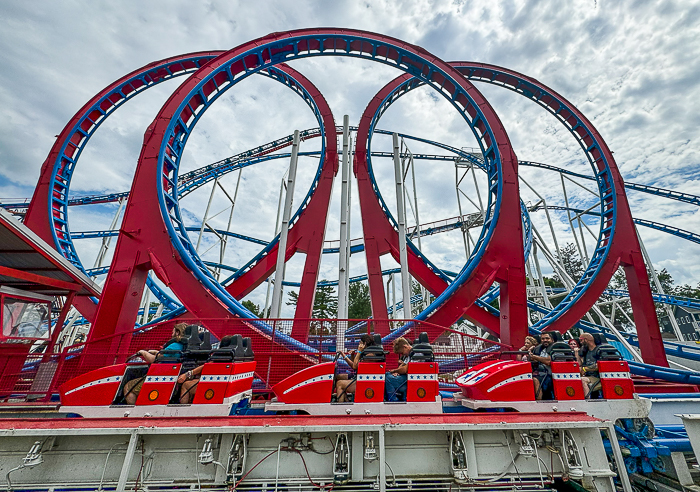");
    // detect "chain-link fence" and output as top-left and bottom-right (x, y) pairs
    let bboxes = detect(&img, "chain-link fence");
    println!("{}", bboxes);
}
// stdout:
(0, 318), (511, 402)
